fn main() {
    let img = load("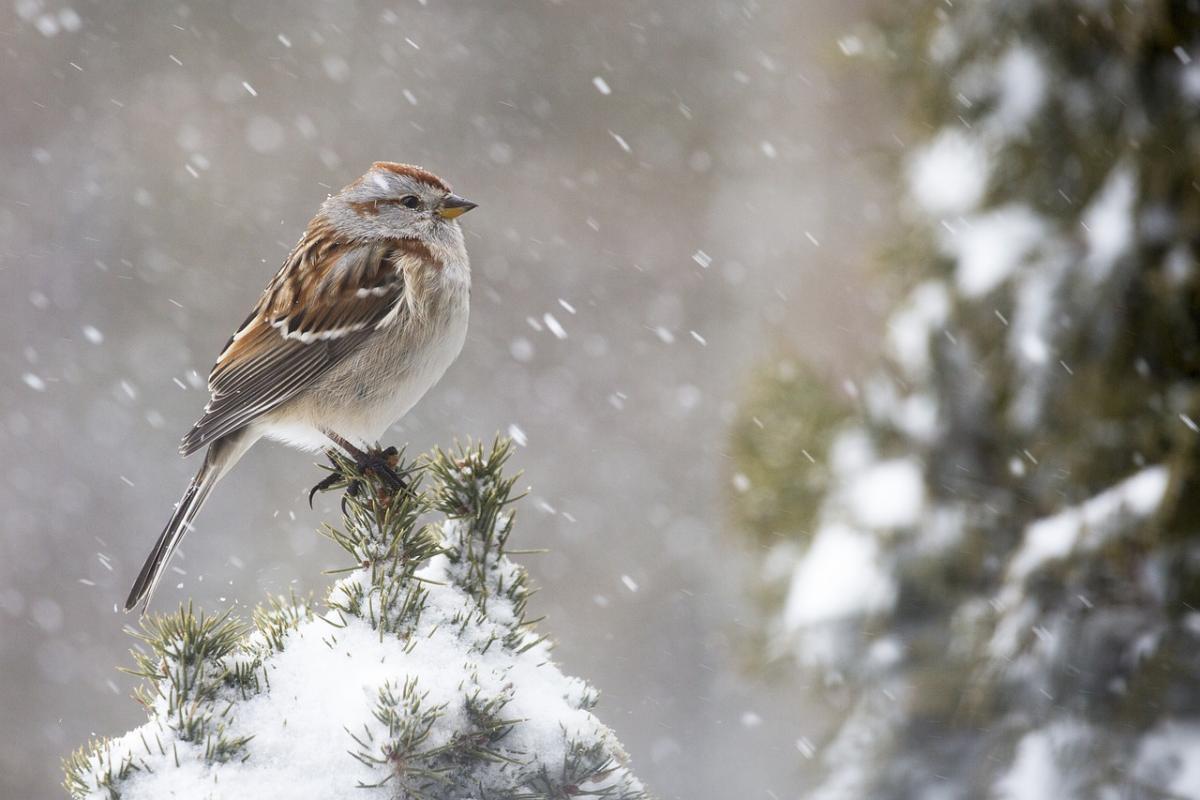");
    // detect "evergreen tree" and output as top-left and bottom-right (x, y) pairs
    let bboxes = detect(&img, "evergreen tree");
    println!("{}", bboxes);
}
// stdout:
(64, 441), (647, 800)
(737, 2), (1200, 797)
